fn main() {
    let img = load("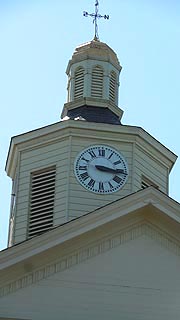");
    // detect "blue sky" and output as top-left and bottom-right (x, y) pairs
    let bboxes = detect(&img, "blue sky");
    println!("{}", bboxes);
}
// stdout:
(0, 0), (180, 249)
